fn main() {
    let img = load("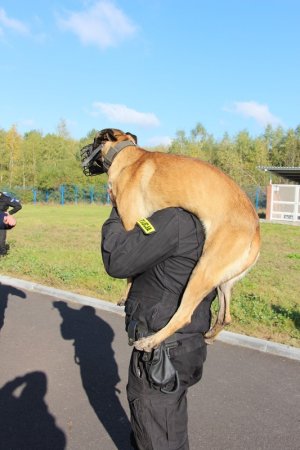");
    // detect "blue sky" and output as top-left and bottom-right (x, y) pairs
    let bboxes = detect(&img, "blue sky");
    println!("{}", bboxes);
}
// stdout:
(0, 0), (299, 147)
